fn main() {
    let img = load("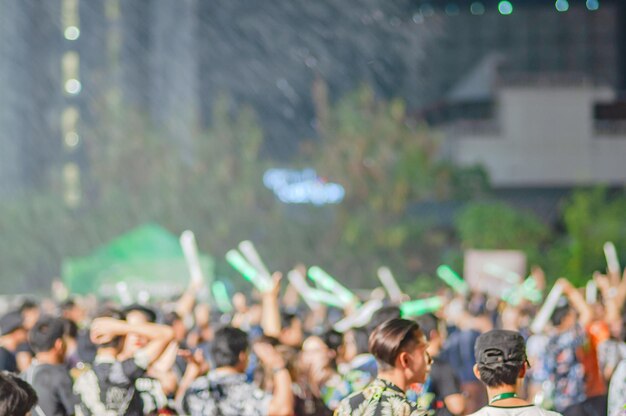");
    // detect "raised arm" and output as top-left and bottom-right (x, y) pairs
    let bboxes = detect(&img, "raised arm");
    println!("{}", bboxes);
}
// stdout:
(261, 272), (283, 338)
(91, 317), (174, 365)
(557, 278), (592, 327)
